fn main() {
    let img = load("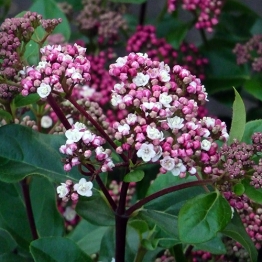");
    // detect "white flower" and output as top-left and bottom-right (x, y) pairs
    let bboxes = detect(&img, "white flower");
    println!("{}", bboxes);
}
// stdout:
(111, 93), (123, 107)
(74, 43), (86, 55)
(159, 69), (170, 82)
(159, 93), (172, 107)
(136, 53), (148, 58)
(57, 183), (69, 198)
(167, 116), (184, 129)
(160, 156), (175, 171)
(202, 117), (215, 128)
(73, 178), (93, 197)
(115, 57), (127, 67)
(79, 85), (95, 98)
(118, 123), (130, 134)
(65, 129), (83, 143)
(63, 206), (77, 221)
(146, 126), (164, 140)
(151, 146), (163, 162)
(37, 83), (52, 98)
(132, 72), (150, 86)
(36, 61), (50, 70)
(171, 159), (186, 176)
(82, 130), (95, 144)
(113, 82), (124, 92)
(41, 115), (53, 128)
(126, 113), (137, 125)
(74, 122), (86, 131)
(201, 139), (211, 151)
(137, 143), (156, 162)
